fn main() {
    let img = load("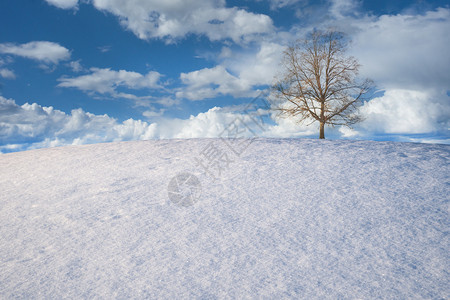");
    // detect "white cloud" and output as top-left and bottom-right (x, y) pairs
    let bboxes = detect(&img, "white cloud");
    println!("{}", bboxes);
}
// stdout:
(359, 89), (450, 134)
(263, 116), (317, 138)
(329, 0), (360, 19)
(154, 106), (268, 139)
(44, 0), (79, 9)
(57, 67), (162, 98)
(351, 8), (450, 91)
(0, 96), (157, 152)
(0, 41), (71, 64)
(0, 97), (257, 152)
(161, 107), (231, 138)
(177, 66), (254, 101)
(228, 42), (285, 86)
(149, 103), (320, 140)
(135, 96), (180, 108)
(0, 68), (16, 79)
(67, 60), (83, 72)
(177, 41), (285, 101)
(143, 109), (165, 118)
(337, 7), (450, 138)
(268, 89), (450, 140)
(218, 47), (232, 59)
(0, 96), (276, 152)
(90, 0), (274, 43)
